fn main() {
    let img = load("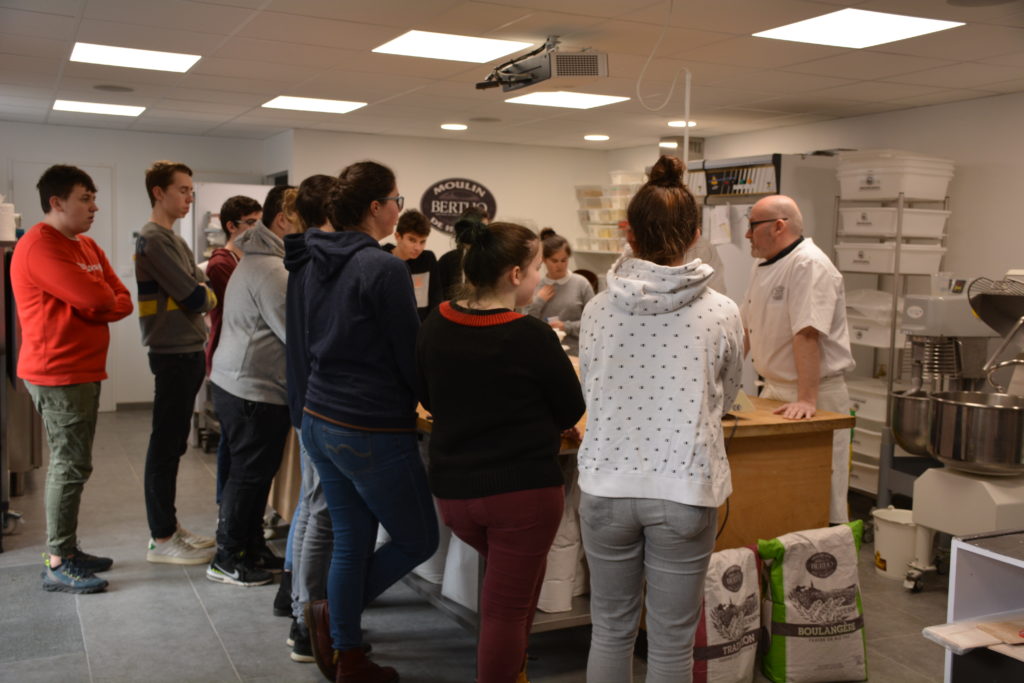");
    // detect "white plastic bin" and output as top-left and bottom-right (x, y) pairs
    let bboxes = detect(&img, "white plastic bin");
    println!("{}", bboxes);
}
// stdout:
(839, 207), (950, 238)
(849, 460), (879, 495)
(847, 314), (907, 348)
(871, 507), (917, 580)
(835, 242), (945, 274)
(838, 150), (954, 200)
(847, 378), (889, 424)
